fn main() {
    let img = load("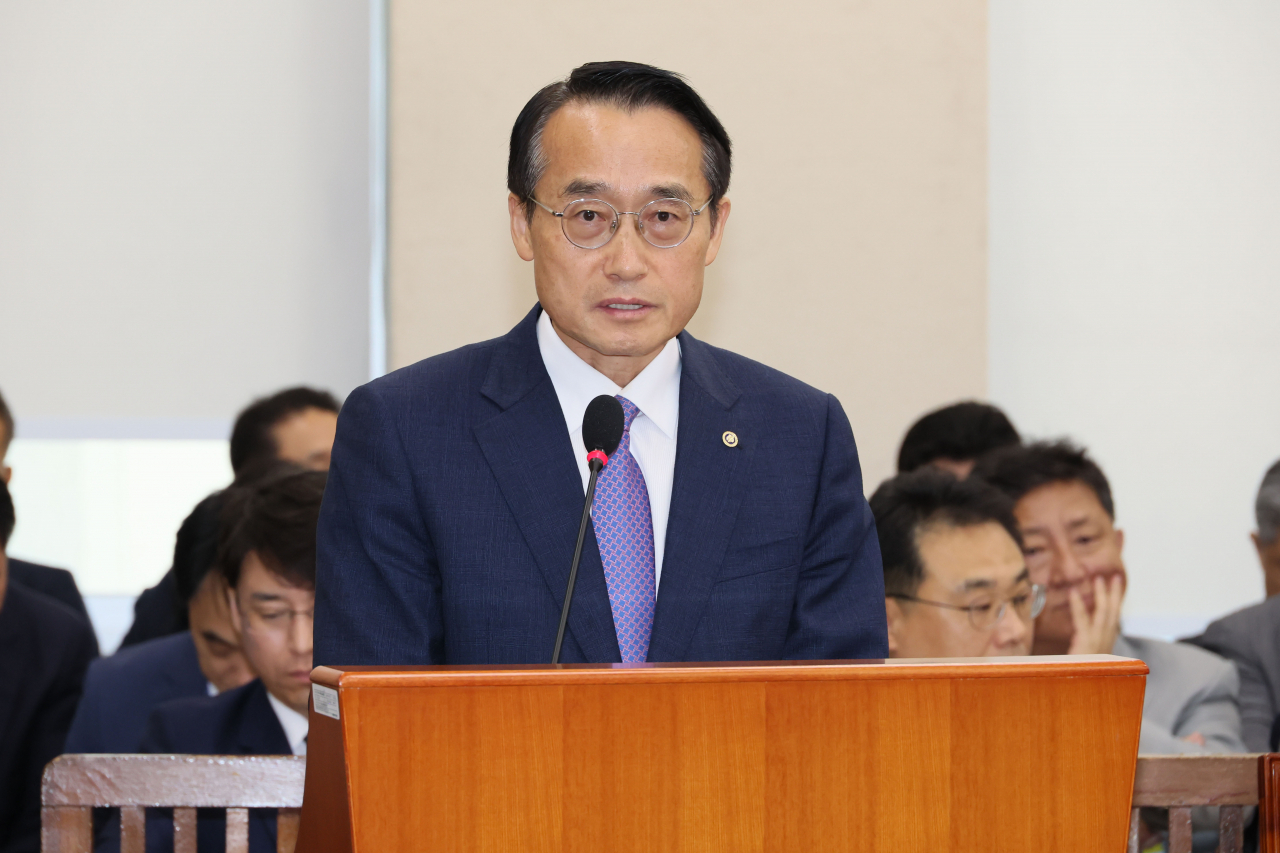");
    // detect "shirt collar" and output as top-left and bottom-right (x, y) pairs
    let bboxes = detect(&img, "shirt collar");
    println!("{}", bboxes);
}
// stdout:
(536, 309), (681, 439)
(267, 690), (309, 755)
